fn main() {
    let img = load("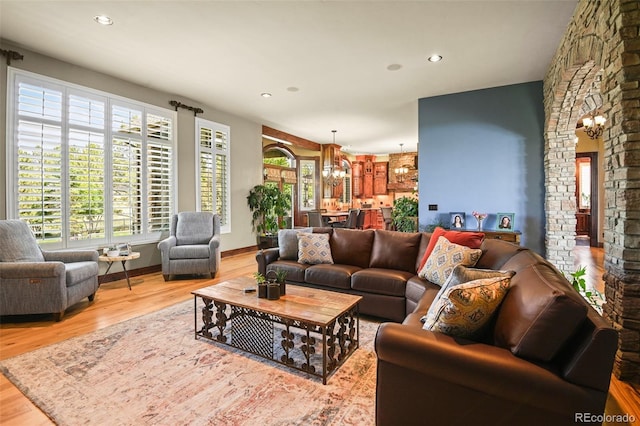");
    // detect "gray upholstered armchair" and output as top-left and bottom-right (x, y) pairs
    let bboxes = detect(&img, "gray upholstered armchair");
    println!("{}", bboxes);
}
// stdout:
(157, 212), (221, 281)
(0, 220), (99, 321)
